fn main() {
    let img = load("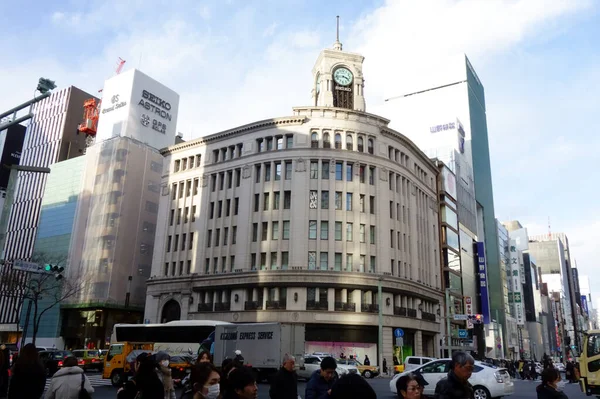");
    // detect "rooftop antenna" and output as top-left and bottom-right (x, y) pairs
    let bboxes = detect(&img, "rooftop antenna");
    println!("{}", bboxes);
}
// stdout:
(333, 16), (342, 51)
